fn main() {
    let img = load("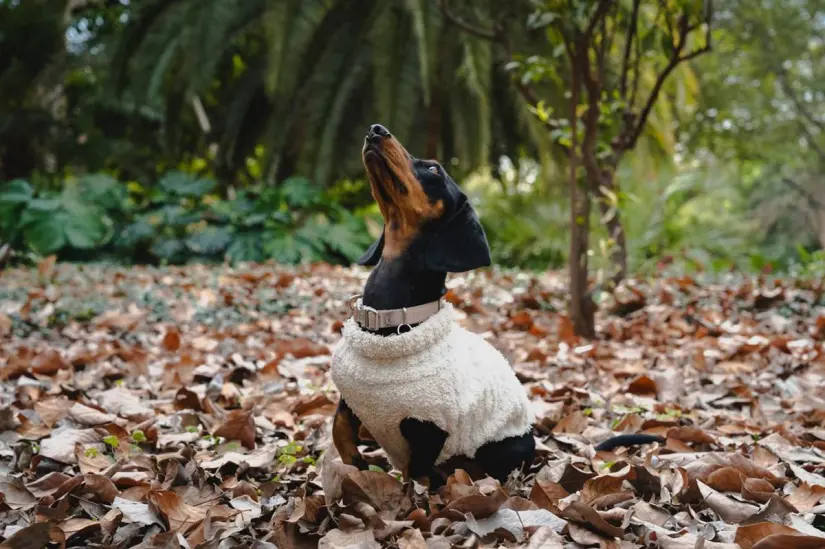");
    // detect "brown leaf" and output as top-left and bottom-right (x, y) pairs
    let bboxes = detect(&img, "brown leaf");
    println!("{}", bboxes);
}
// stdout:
(0, 477), (36, 509)
(0, 521), (56, 549)
(735, 523), (808, 549)
(39, 428), (102, 464)
(342, 471), (411, 520)
(321, 459), (359, 507)
(37, 255), (57, 280)
(398, 529), (428, 549)
(31, 349), (69, 375)
(442, 491), (508, 520)
(552, 410), (588, 434)
(318, 529), (380, 549)
(0, 313), (11, 337)
(626, 375), (657, 396)
(26, 472), (73, 498)
(526, 525), (565, 549)
(707, 467), (746, 492)
(697, 481), (759, 523)
(57, 518), (101, 540)
(667, 426), (717, 445)
(148, 490), (207, 533)
(787, 482), (825, 510)
(75, 443), (113, 474)
(132, 532), (182, 549)
(529, 480), (568, 513)
(581, 475), (625, 505)
(560, 501), (624, 539)
(162, 327), (182, 351)
(82, 473), (119, 504)
(741, 478), (775, 504)
(212, 408), (256, 449)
